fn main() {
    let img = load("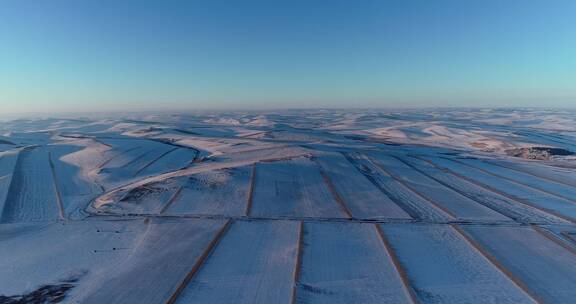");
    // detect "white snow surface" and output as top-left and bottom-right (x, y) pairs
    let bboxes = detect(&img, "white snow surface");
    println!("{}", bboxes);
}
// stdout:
(1, 108), (576, 303)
